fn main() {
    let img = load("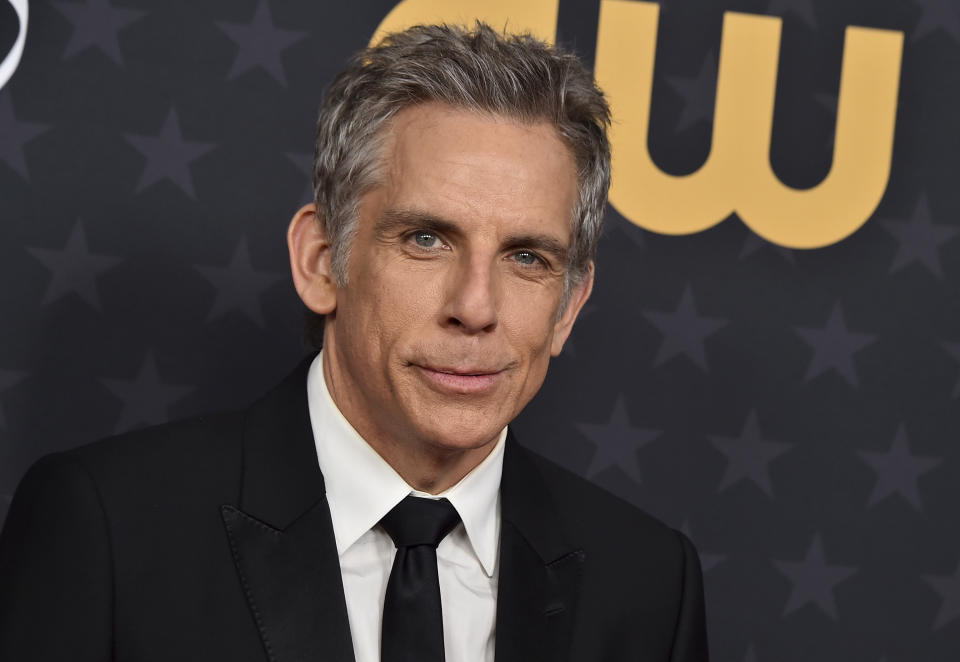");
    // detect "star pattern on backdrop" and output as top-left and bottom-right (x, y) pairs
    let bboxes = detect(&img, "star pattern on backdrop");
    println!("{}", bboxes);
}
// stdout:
(576, 396), (661, 483)
(216, 0), (308, 87)
(739, 231), (796, 264)
(912, 0), (960, 44)
(774, 533), (858, 621)
(101, 351), (193, 433)
(679, 520), (727, 572)
(3, 0), (960, 658)
(795, 302), (875, 387)
(858, 424), (941, 511)
(666, 52), (718, 133)
(709, 410), (794, 497)
(26, 220), (122, 310)
(815, 93), (838, 114)
(766, 0), (817, 29)
(52, 0), (146, 66)
(879, 194), (959, 278)
(943, 342), (960, 397)
(643, 284), (727, 371)
(923, 561), (960, 630)
(285, 151), (313, 204)
(0, 93), (50, 180)
(125, 108), (215, 199)
(196, 236), (283, 328)
(813, 92), (839, 152)
(0, 369), (27, 428)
